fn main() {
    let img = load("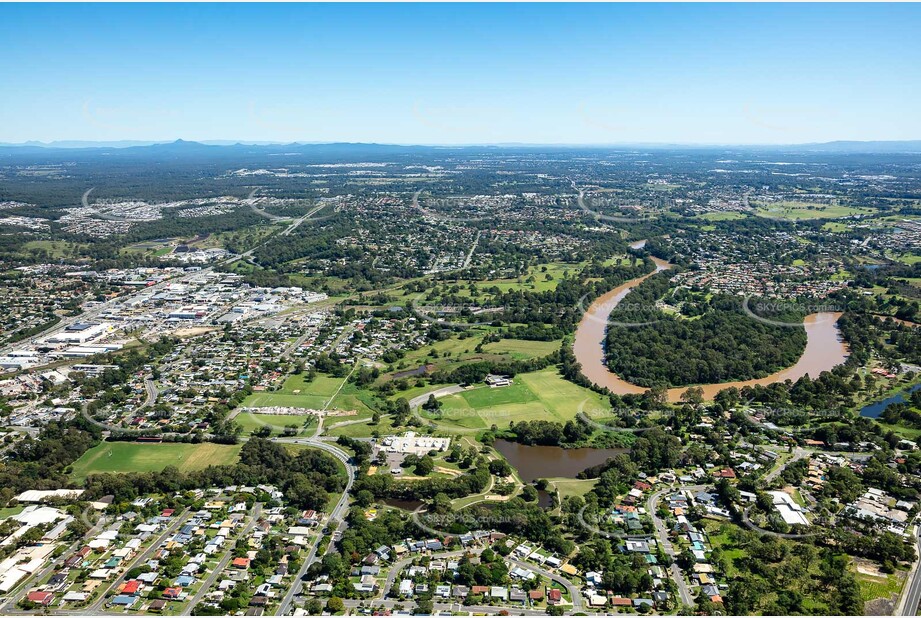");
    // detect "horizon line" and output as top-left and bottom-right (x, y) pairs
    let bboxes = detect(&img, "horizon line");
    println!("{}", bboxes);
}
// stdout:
(4, 138), (921, 150)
